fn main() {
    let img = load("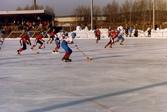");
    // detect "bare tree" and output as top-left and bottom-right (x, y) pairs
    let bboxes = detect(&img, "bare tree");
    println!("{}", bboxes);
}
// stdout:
(102, 0), (119, 25)
(72, 5), (91, 27)
(23, 5), (31, 10)
(138, 0), (147, 24)
(93, 5), (101, 27)
(16, 7), (23, 10)
(155, 0), (167, 25)
(16, 4), (54, 13)
(45, 6), (54, 13)
(131, 0), (138, 25)
(120, 0), (130, 26)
